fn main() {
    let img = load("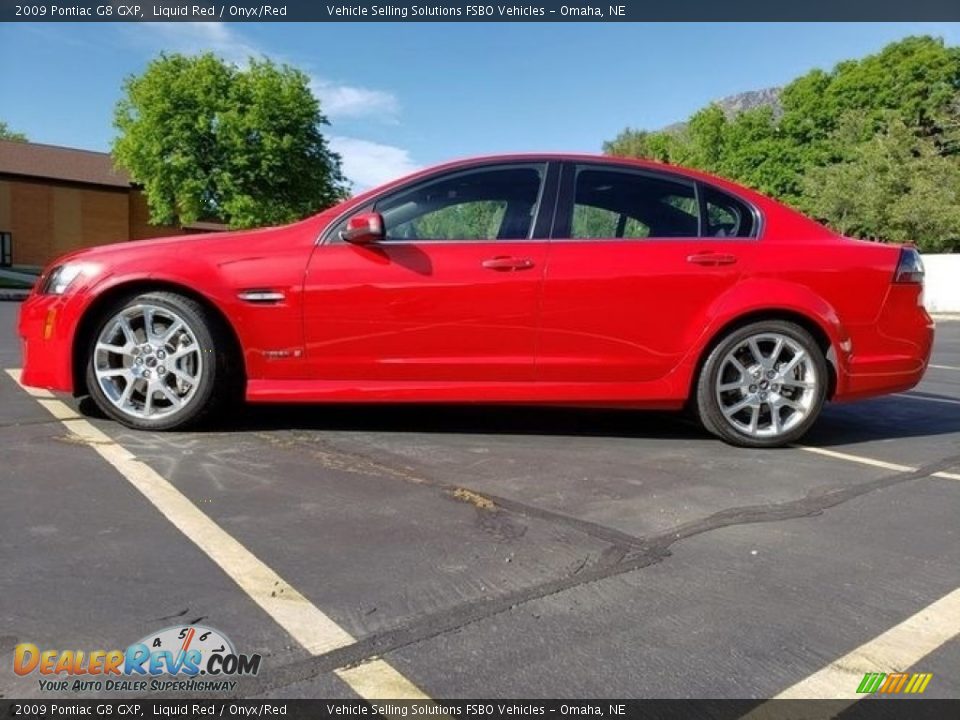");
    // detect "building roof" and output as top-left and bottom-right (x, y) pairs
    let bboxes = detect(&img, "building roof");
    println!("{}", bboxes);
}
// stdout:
(0, 139), (131, 188)
(0, 140), (228, 231)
